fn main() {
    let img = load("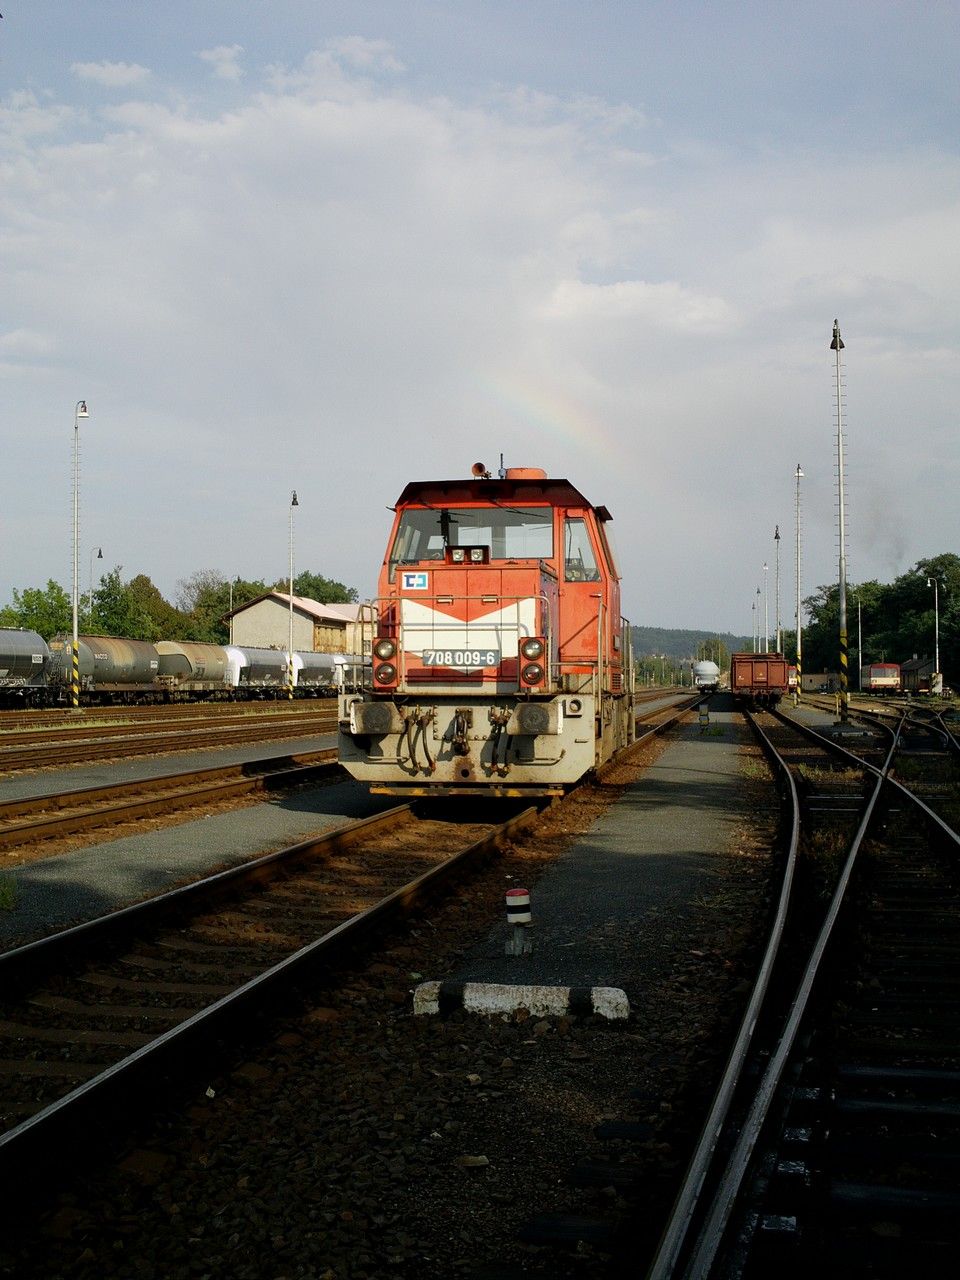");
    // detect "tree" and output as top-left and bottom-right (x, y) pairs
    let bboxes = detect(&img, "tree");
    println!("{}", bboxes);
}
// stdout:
(800, 555), (959, 685)
(0, 580), (72, 638)
(92, 568), (150, 639)
(287, 570), (358, 604)
(174, 571), (271, 643)
(695, 638), (730, 669)
(127, 574), (188, 641)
